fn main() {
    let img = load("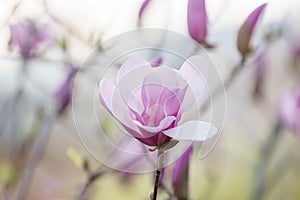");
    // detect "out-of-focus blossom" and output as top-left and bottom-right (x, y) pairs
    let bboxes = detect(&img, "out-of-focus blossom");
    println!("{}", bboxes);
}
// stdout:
(237, 4), (267, 57)
(138, 0), (152, 20)
(9, 20), (54, 59)
(151, 56), (163, 67)
(187, 0), (208, 44)
(278, 89), (300, 133)
(288, 37), (300, 62)
(54, 64), (78, 114)
(291, 43), (300, 61)
(99, 57), (217, 146)
(172, 146), (192, 198)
